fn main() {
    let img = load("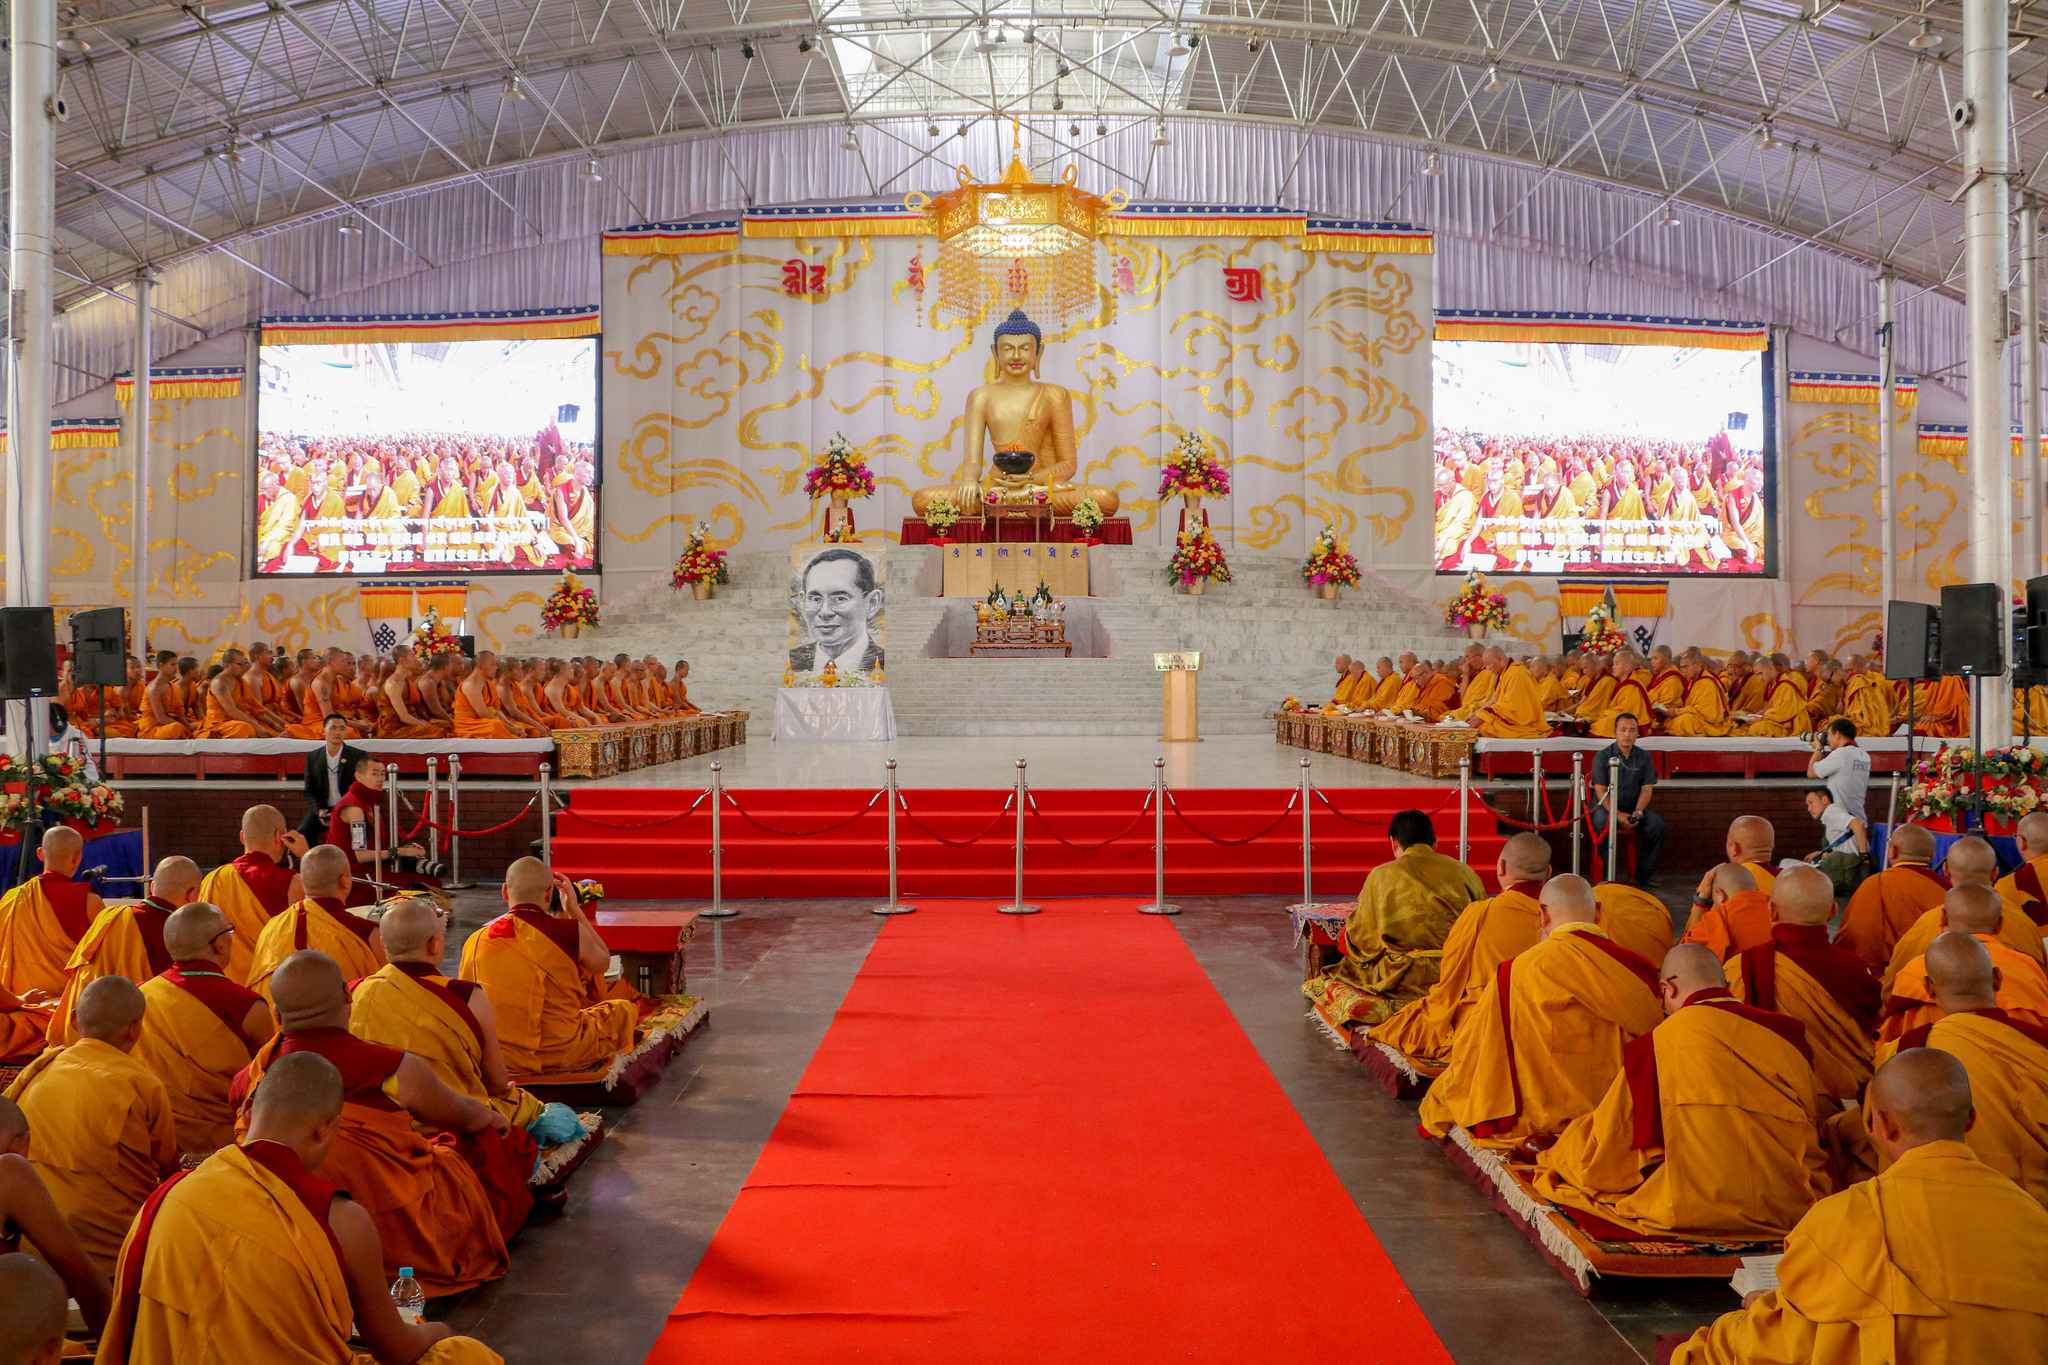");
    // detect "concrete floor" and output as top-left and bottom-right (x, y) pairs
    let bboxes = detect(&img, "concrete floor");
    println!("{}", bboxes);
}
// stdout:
(430, 886), (1727, 1364)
